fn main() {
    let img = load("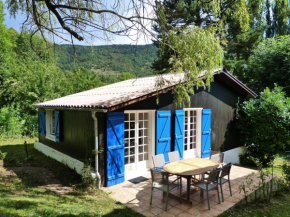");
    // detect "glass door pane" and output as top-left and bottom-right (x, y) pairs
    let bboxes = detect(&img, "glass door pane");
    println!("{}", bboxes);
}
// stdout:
(124, 113), (136, 165)
(184, 109), (197, 159)
(138, 112), (149, 162)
